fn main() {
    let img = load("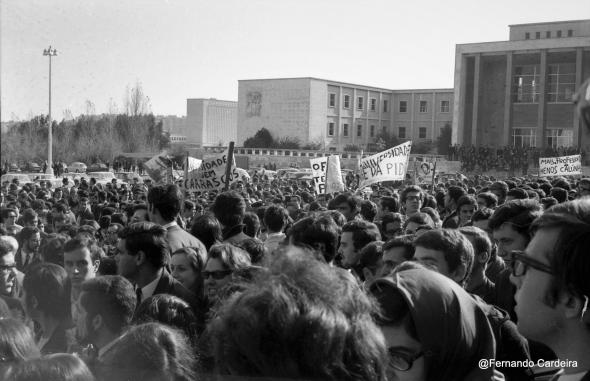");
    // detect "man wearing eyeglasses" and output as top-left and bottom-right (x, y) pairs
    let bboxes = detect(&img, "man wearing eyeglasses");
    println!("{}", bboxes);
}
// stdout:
(511, 199), (590, 380)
